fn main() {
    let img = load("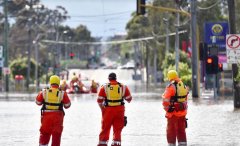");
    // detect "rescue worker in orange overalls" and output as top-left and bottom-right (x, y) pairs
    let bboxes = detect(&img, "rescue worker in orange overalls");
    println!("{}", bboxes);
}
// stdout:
(35, 75), (71, 146)
(60, 80), (69, 91)
(90, 79), (99, 93)
(97, 72), (132, 146)
(69, 72), (79, 88)
(162, 70), (188, 146)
